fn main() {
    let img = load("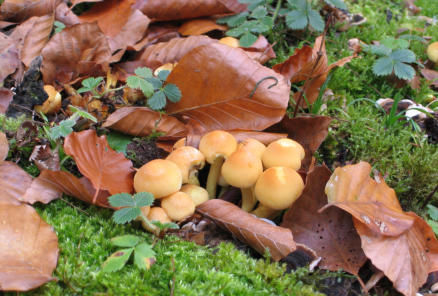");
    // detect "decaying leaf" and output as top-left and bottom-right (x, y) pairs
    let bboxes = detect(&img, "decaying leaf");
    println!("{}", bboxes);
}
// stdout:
(0, 161), (33, 205)
(41, 23), (111, 84)
(0, 32), (20, 83)
(0, 88), (13, 114)
(421, 68), (438, 87)
(166, 43), (290, 131)
(0, 203), (58, 291)
(54, 2), (80, 26)
(0, 131), (8, 162)
(325, 162), (415, 236)
(243, 35), (276, 64)
(178, 18), (227, 36)
(197, 199), (296, 261)
(70, 0), (103, 8)
(282, 165), (367, 275)
(103, 106), (187, 137)
(0, 0), (58, 22)
(64, 130), (135, 197)
(29, 144), (60, 171)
